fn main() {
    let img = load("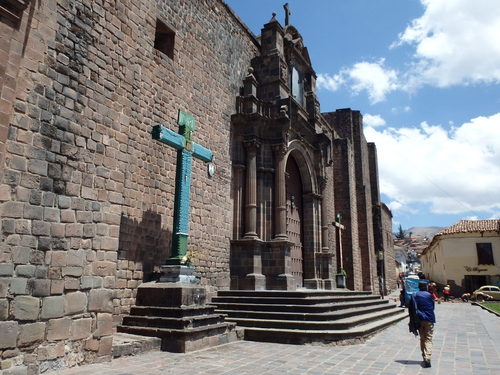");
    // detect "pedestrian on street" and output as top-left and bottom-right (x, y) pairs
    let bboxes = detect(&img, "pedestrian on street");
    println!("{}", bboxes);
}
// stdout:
(443, 284), (451, 302)
(409, 281), (436, 368)
(429, 282), (439, 302)
(399, 280), (406, 307)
